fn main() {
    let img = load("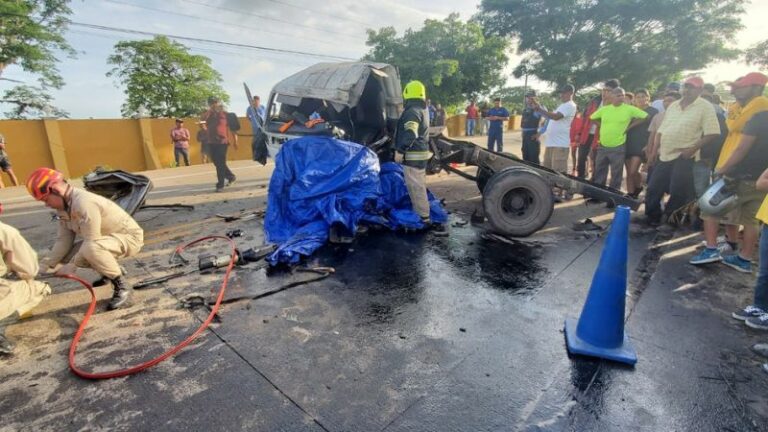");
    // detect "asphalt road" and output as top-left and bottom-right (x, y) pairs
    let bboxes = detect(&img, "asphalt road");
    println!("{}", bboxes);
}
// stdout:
(1, 132), (766, 432)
